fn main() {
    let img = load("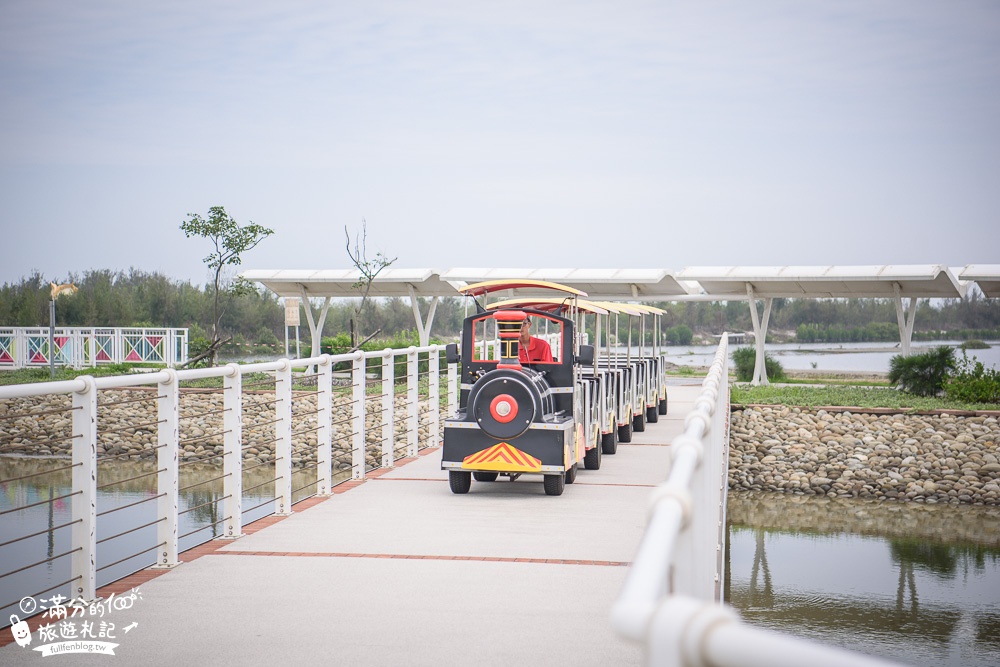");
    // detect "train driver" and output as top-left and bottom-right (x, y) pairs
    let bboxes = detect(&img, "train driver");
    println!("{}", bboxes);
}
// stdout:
(518, 317), (554, 363)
